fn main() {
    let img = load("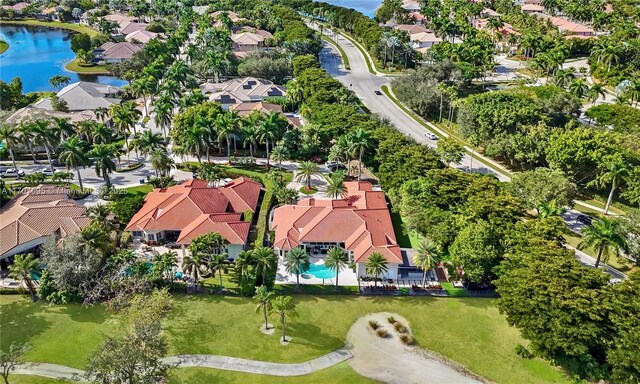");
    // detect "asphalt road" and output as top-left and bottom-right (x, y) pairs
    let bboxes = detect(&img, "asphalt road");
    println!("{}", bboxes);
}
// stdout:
(317, 29), (509, 181)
